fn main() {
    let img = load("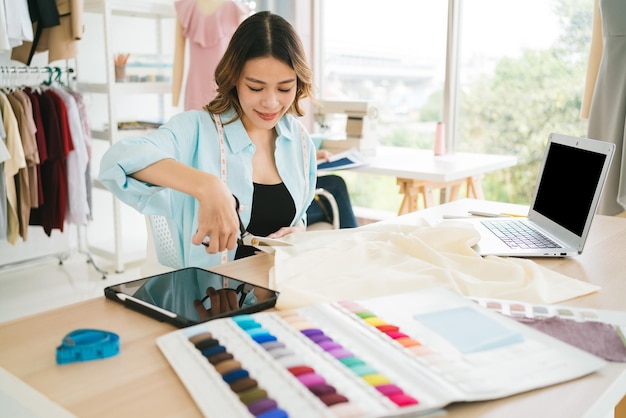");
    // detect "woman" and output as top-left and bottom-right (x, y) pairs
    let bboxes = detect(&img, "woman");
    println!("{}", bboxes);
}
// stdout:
(99, 11), (317, 268)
